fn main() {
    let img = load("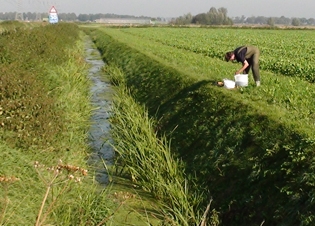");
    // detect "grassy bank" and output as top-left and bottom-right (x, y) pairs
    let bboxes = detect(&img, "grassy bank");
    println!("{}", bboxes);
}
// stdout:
(106, 65), (219, 225)
(0, 22), (112, 225)
(87, 27), (315, 225)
